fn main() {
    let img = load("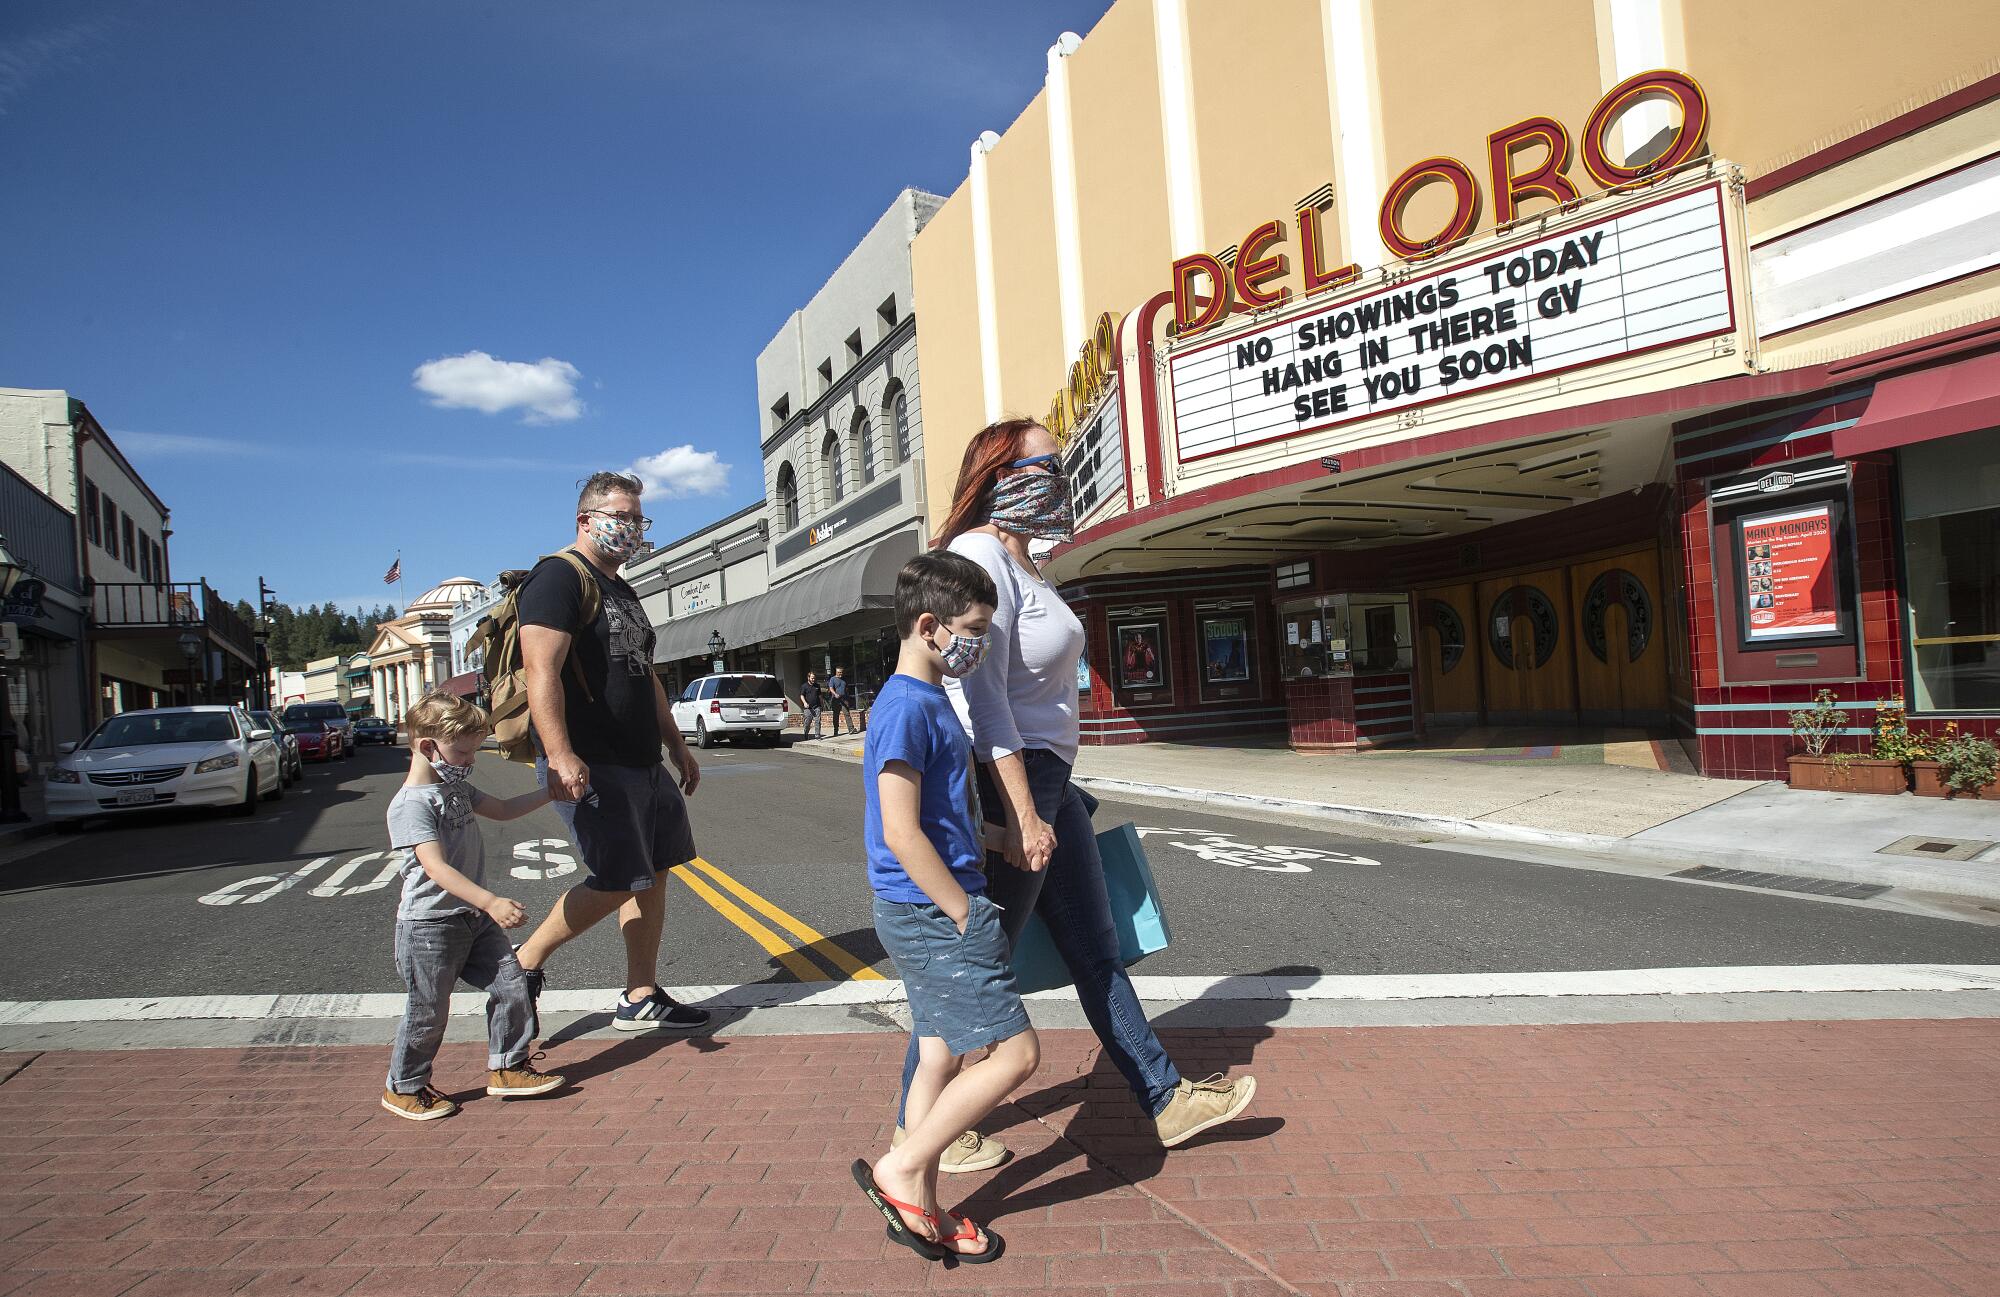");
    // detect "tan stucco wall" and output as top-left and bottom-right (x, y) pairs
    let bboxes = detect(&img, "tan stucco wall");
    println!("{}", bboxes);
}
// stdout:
(1187, 0), (1343, 282)
(1068, 0), (1173, 322)
(1683, 0), (2000, 182)
(1372, 0), (1605, 244)
(983, 94), (1065, 420)
(911, 189), (984, 524)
